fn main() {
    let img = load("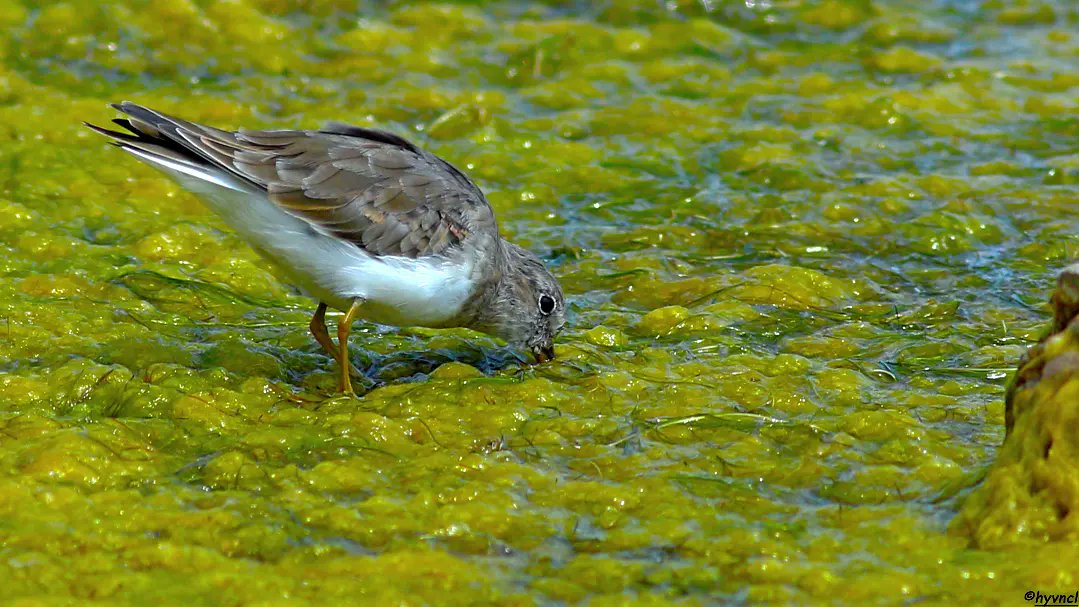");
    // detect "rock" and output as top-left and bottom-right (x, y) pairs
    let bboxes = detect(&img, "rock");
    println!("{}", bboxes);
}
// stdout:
(951, 263), (1079, 547)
